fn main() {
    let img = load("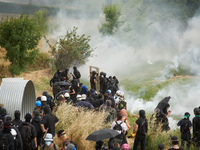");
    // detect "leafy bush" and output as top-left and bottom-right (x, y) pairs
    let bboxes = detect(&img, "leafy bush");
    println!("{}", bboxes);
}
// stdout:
(99, 4), (121, 35)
